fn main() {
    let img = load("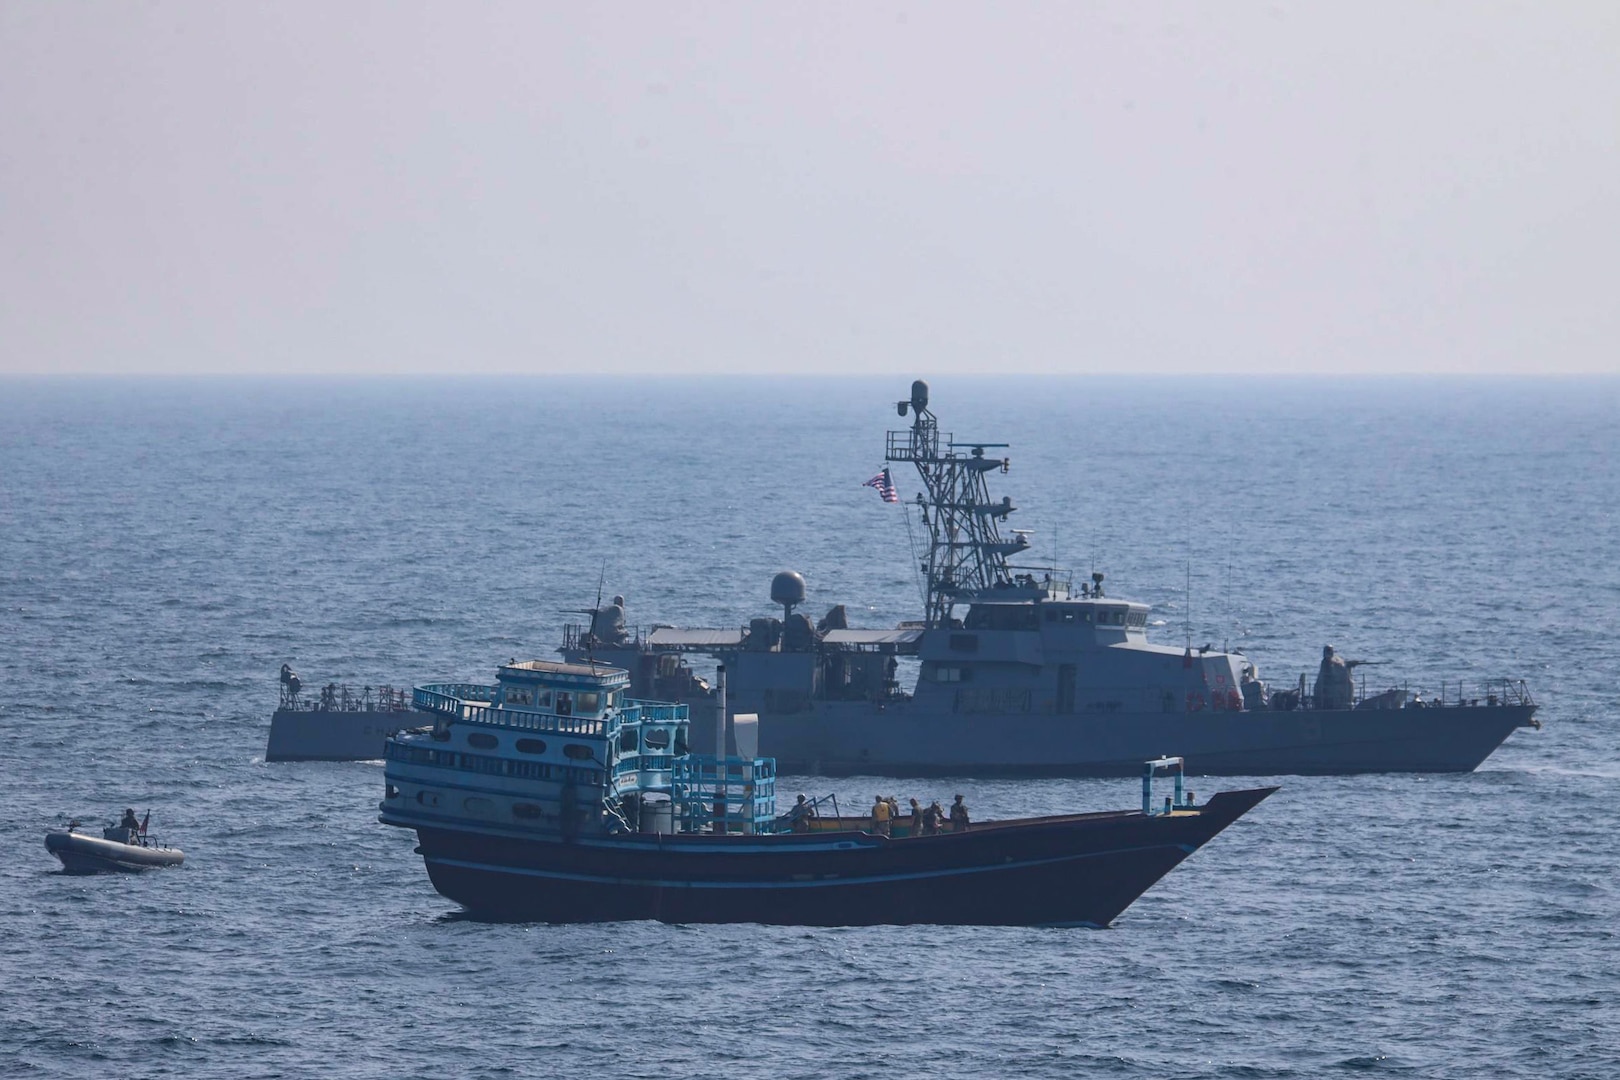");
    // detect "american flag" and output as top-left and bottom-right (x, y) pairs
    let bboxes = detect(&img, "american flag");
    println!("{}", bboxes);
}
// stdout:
(863, 467), (899, 503)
